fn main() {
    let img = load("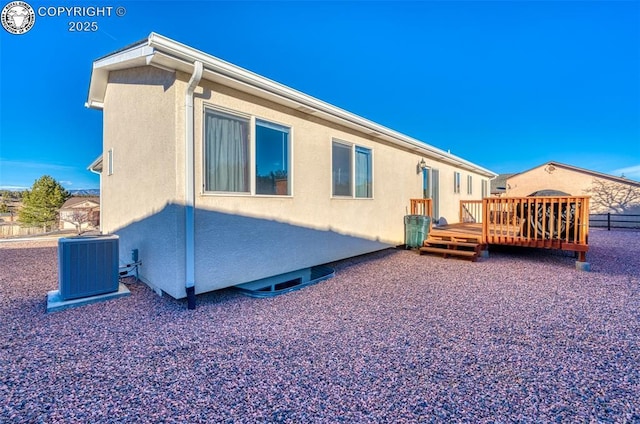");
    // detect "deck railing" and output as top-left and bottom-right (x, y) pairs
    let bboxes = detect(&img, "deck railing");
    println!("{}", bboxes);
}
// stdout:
(481, 196), (590, 249)
(460, 200), (483, 223)
(410, 196), (590, 256)
(410, 198), (433, 217)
